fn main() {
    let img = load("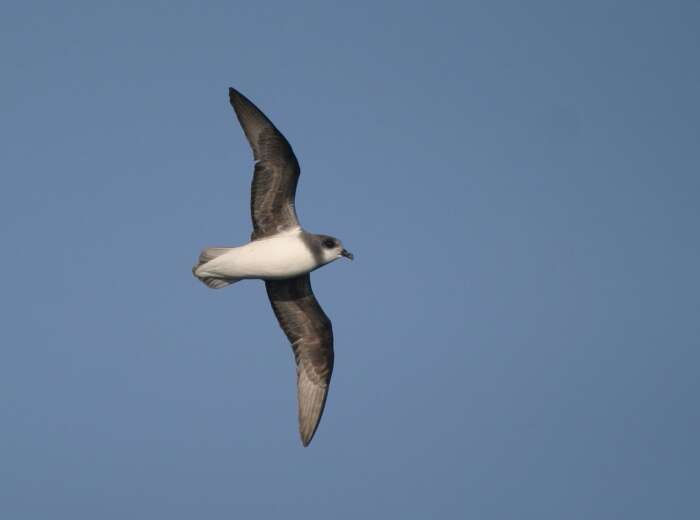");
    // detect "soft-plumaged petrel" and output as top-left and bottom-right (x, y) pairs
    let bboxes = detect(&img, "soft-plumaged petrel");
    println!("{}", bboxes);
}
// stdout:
(193, 87), (353, 447)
